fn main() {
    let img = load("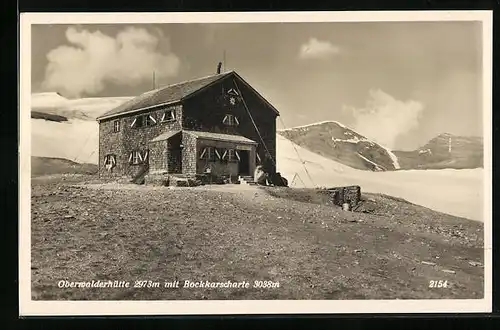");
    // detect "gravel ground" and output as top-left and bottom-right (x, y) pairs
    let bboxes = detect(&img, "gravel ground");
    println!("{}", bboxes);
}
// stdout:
(31, 175), (484, 300)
